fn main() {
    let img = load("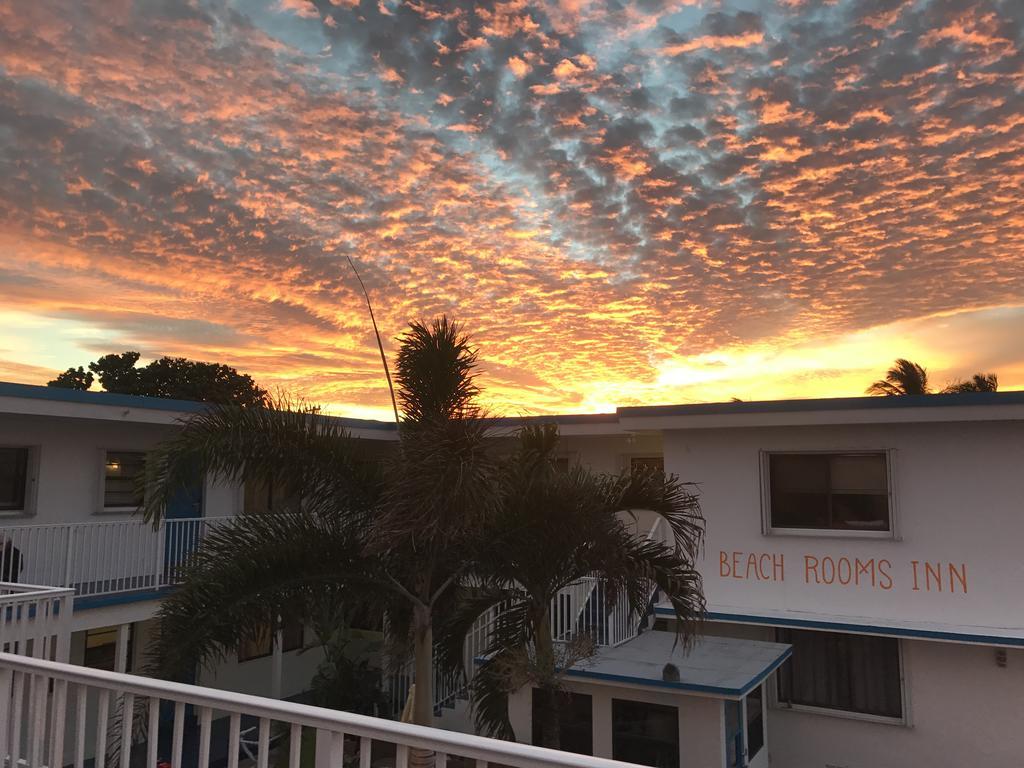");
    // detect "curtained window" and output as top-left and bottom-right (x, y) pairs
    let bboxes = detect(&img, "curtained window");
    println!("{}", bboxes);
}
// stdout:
(0, 448), (29, 512)
(103, 451), (146, 509)
(776, 629), (903, 719)
(768, 452), (890, 532)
